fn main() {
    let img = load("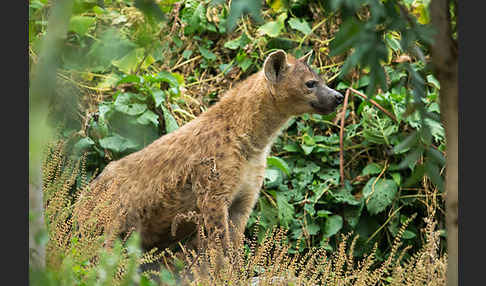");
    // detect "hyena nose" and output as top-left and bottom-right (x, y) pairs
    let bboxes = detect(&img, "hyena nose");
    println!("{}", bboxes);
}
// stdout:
(334, 90), (344, 104)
